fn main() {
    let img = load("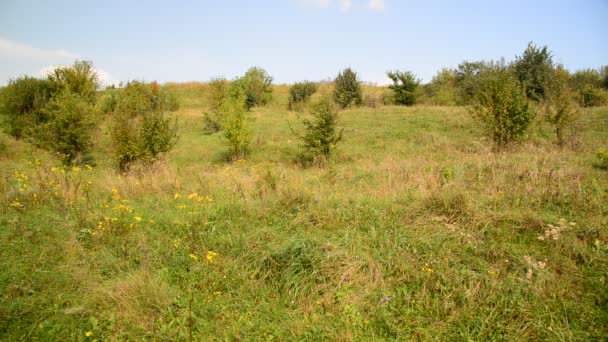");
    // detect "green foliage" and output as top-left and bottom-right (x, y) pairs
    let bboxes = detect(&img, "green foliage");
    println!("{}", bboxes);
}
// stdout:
(288, 81), (317, 110)
(596, 148), (608, 169)
(296, 95), (343, 162)
(333, 68), (362, 109)
(513, 42), (554, 102)
(37, 91), (97, 164)
(110, 81), (178, 170)
(232, 67), (273, 110)
(569, 68), (608, 107)
(0, 76), (59, 138)
(425, 68), (457, 105)
(470, 63), (535, 147)
(578, 86), (608, 107)
(222, 96), (254, 159)
(454, 61), (492, 105)
(387, 70), (420, 106)
(203, 78), (231, 132)
(601, 65), (608, 89)
(543, 66), (580, 146)
(47, 60), (99, 104)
